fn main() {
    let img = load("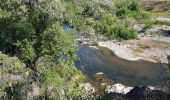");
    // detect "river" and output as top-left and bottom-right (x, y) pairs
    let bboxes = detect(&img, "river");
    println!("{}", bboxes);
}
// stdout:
(64, 26), (170, 87)
(75, 45), (170, 87)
